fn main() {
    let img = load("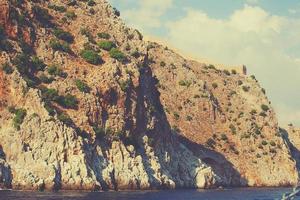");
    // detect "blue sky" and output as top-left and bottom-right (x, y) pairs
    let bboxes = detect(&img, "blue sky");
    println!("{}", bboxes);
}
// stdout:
(108, 0), (300, 126)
